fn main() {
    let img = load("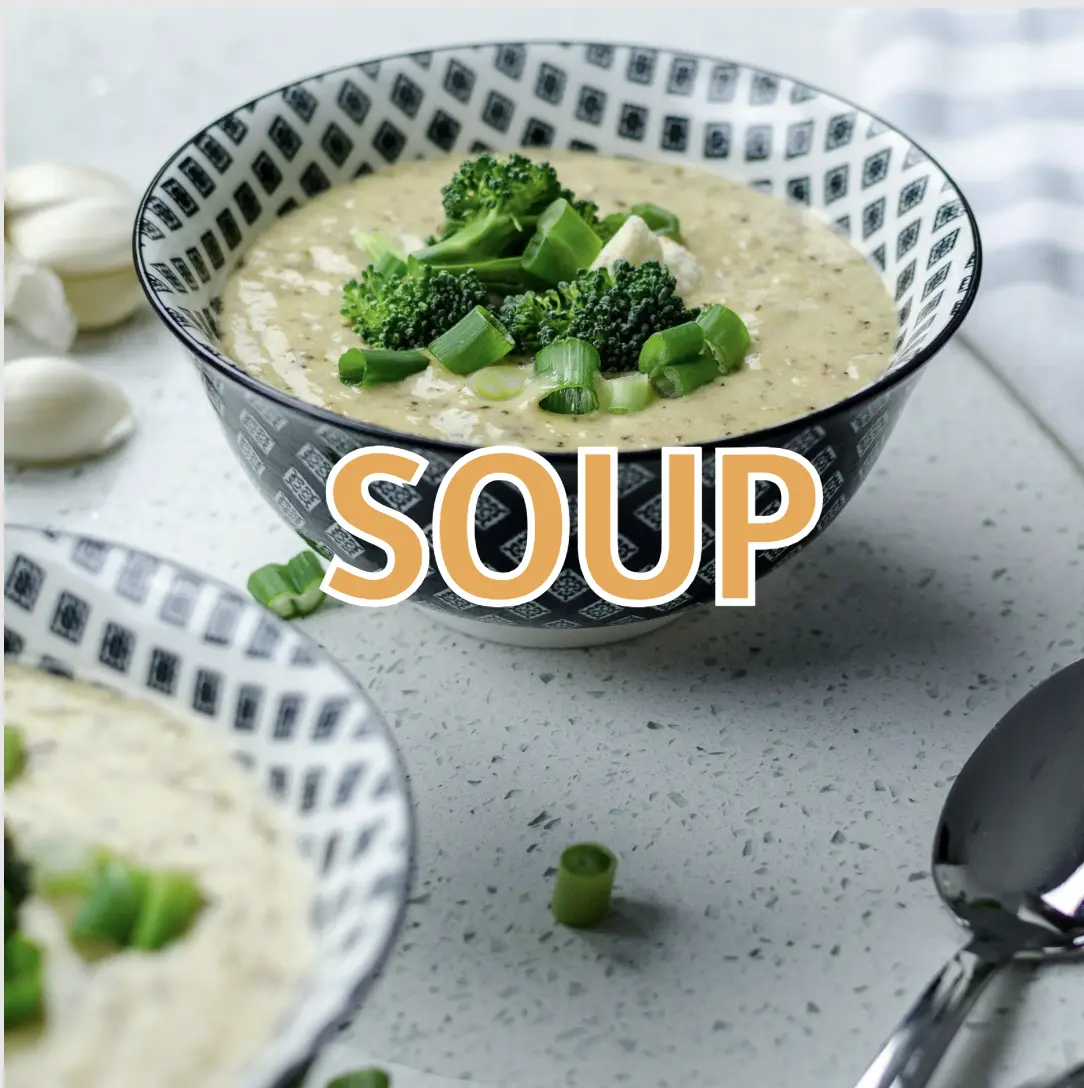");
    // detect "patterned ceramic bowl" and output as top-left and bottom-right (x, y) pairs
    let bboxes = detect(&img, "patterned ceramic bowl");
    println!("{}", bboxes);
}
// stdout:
(2, 524), (414, 1088)
(133, 40), (982, 649)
